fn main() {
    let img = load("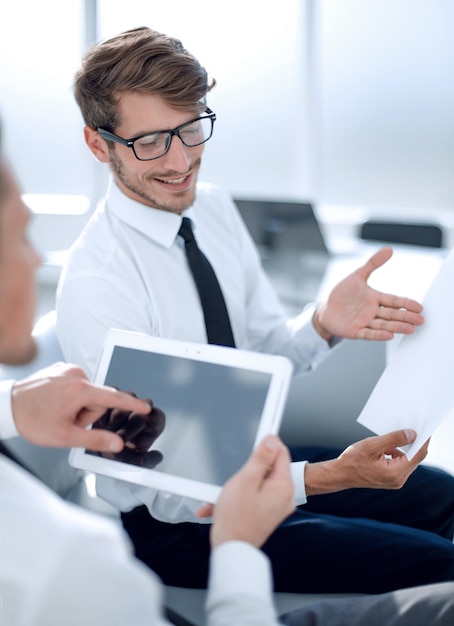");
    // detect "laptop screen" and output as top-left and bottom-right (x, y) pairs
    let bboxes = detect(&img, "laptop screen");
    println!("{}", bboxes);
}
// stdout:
(234, 198), (330, 311)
